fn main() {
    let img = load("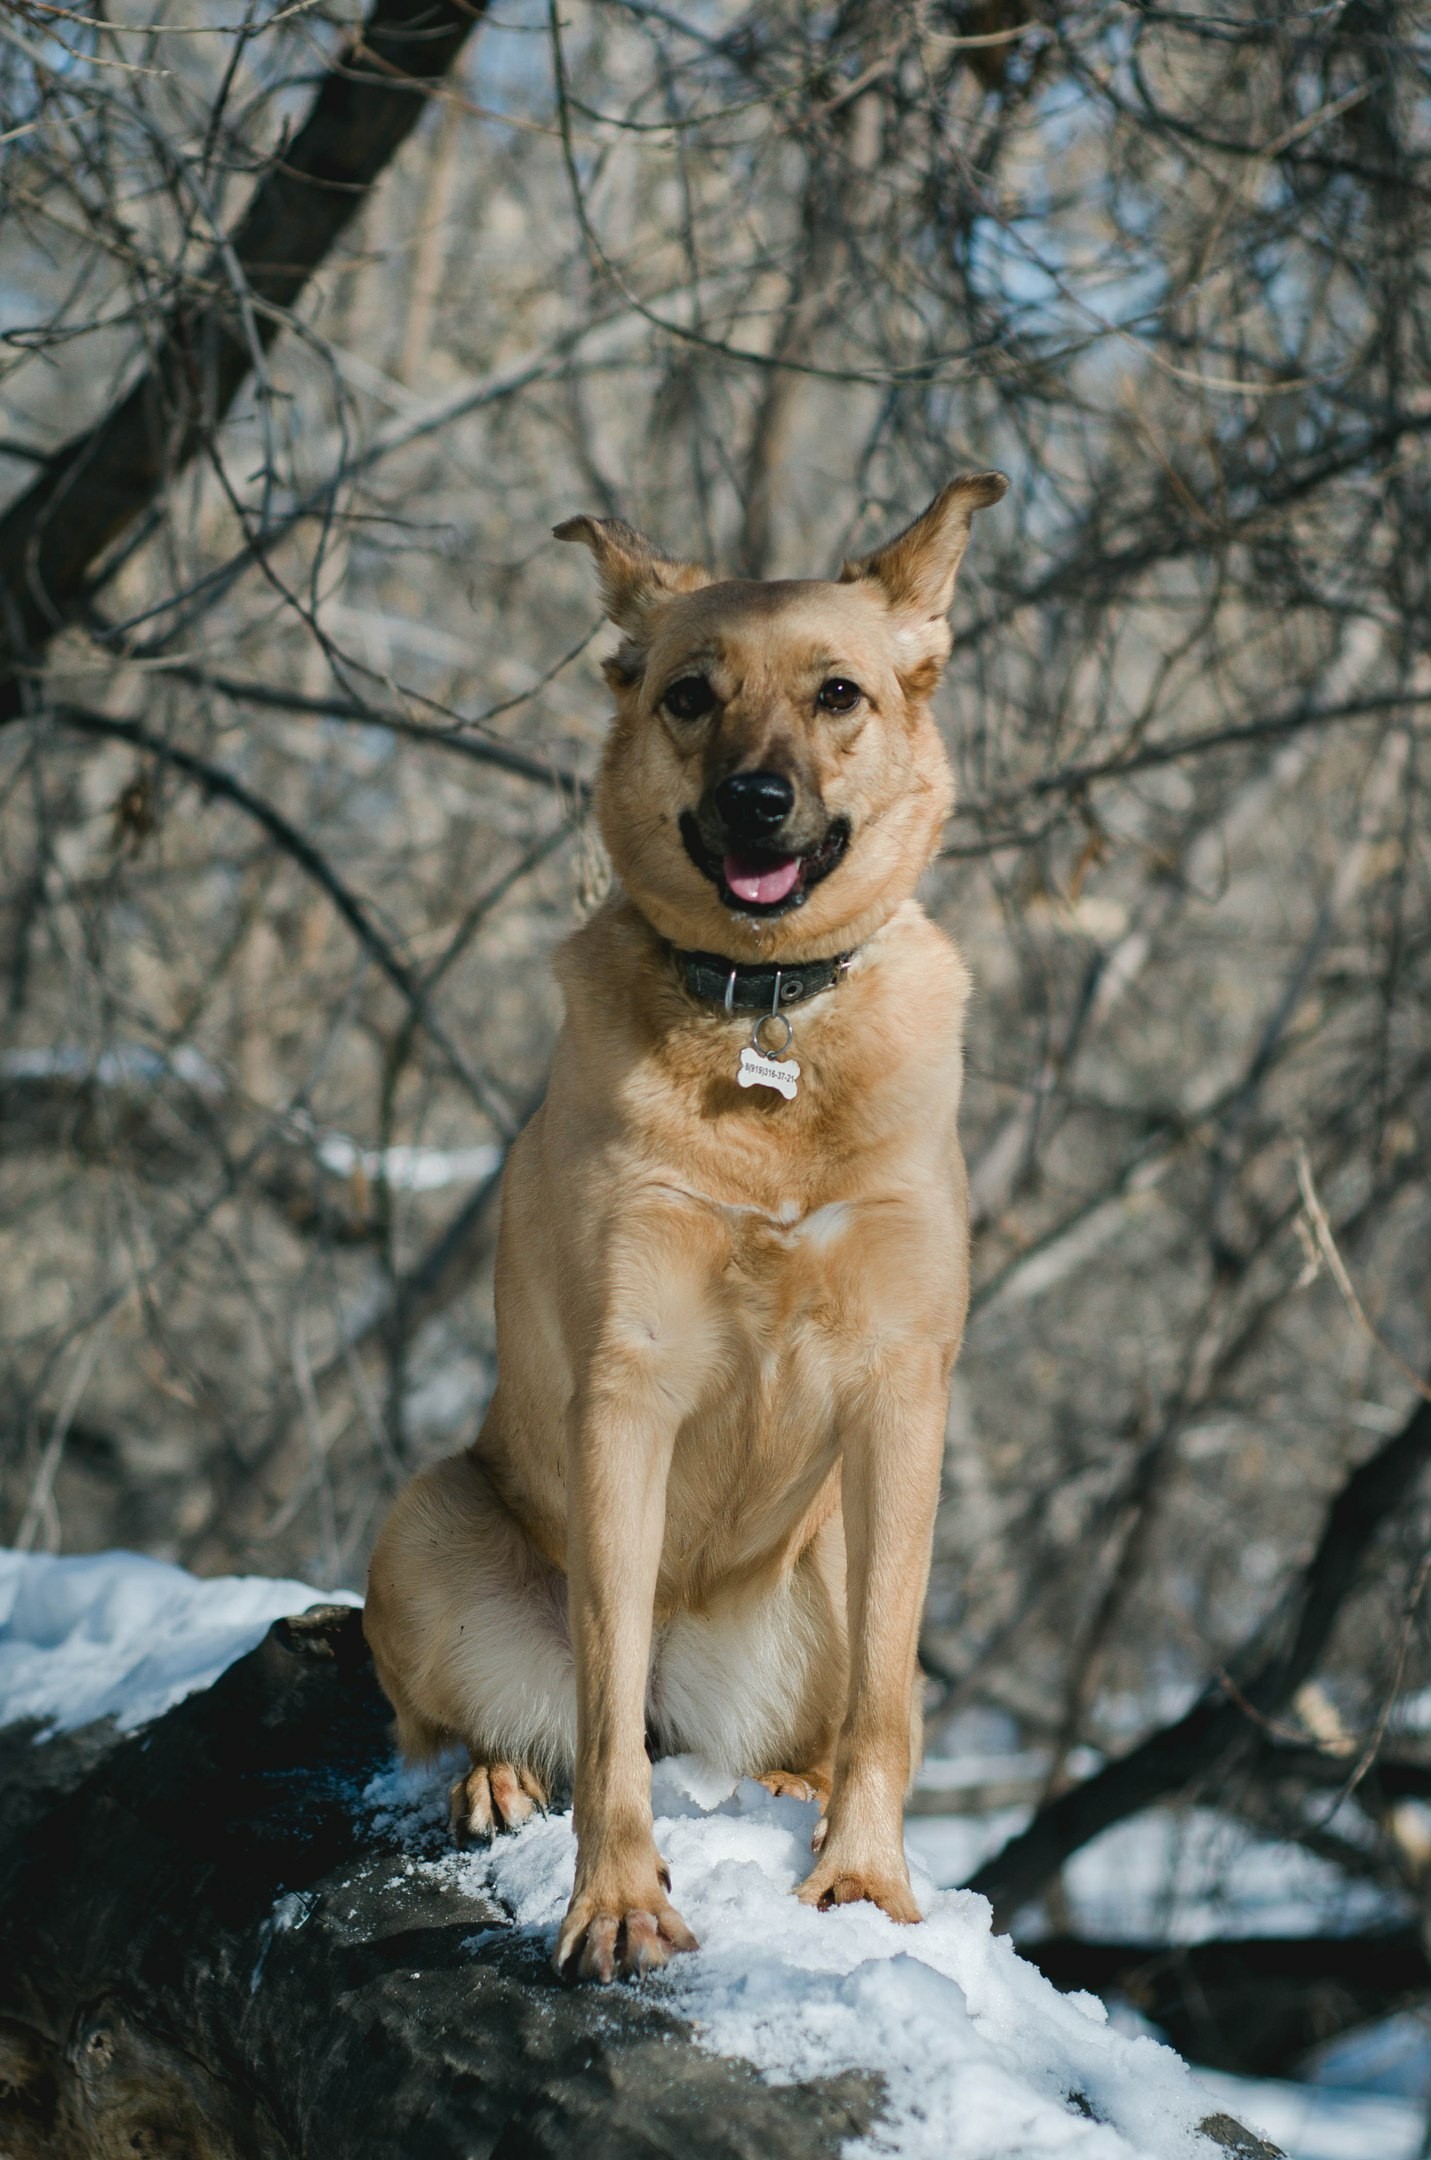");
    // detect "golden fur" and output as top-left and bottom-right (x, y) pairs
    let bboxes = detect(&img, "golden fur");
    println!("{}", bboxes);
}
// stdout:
(364, 473), (1007, 1981)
